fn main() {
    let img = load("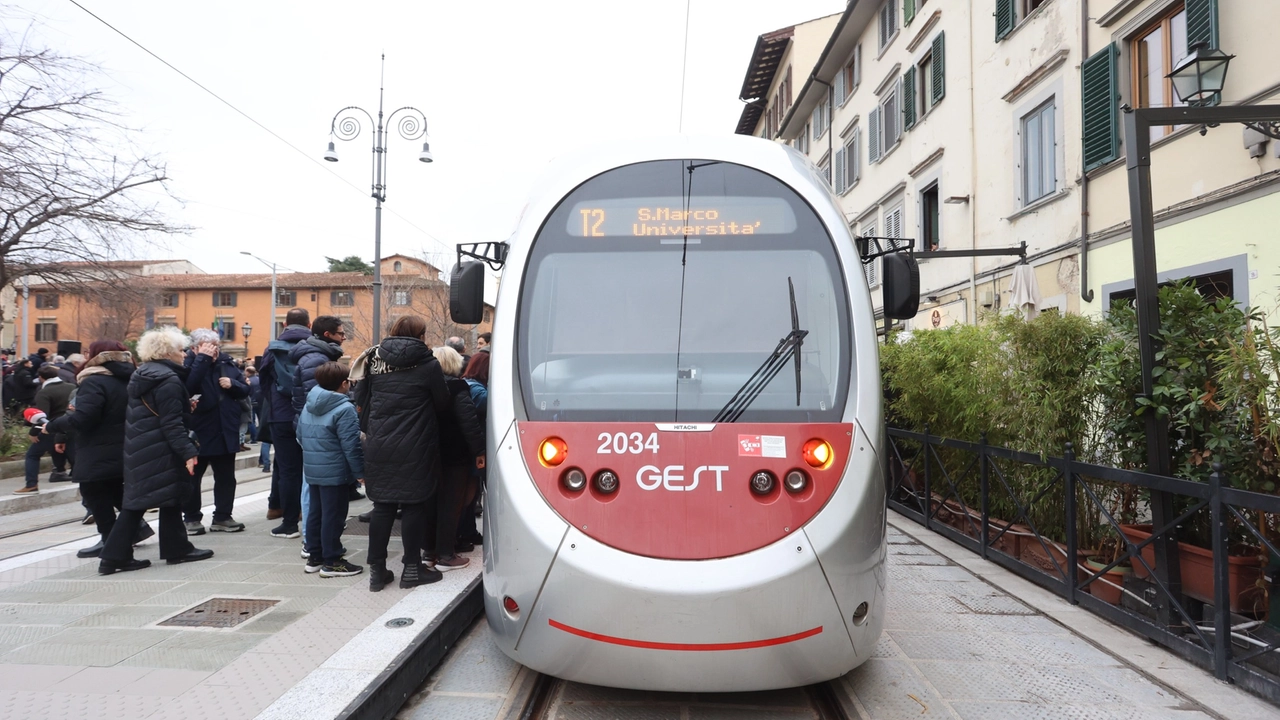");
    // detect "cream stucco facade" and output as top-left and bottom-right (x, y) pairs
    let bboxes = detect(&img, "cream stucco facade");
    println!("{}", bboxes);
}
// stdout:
(737, 0), (1280, 327)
